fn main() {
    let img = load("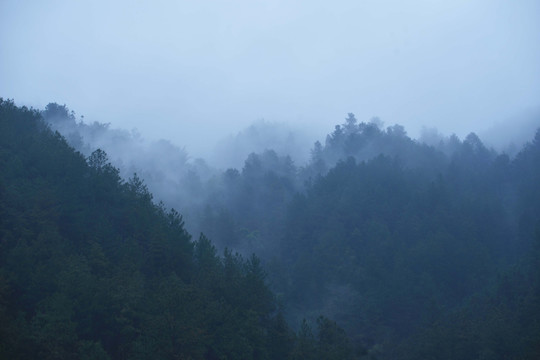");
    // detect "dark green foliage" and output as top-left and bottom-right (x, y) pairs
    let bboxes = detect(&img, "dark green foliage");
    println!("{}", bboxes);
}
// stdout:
(1, 99), (320, 359)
